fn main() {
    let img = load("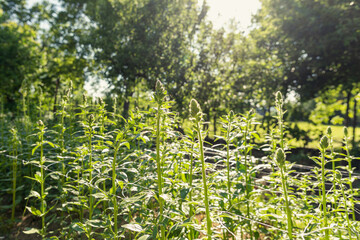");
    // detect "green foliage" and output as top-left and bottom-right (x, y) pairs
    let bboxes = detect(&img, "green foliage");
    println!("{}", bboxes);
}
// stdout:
(0, 88), (360, 239)
(0, 18), (40, 110)
(1, 1), (360, 239)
